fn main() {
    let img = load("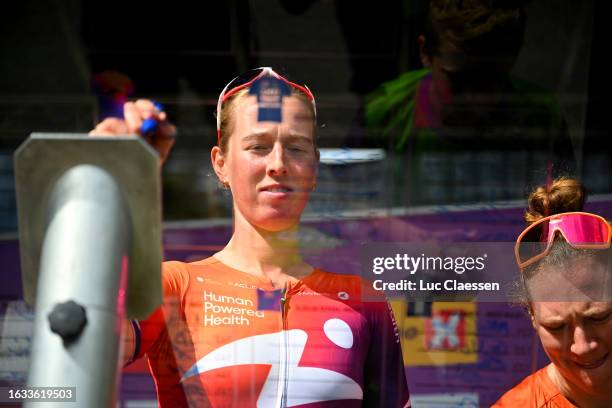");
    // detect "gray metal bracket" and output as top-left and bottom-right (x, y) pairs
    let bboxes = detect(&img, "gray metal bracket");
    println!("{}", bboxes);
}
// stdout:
(14, 133), (162, 319)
